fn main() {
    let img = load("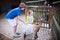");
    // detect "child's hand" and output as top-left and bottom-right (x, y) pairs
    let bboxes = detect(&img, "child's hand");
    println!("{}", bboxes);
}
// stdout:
(23, 22), (27, 25)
